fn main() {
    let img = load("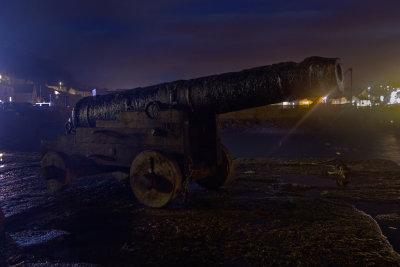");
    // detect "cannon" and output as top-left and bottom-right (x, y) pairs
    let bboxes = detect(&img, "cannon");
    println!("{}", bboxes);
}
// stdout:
(41, 56), (344, 207)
